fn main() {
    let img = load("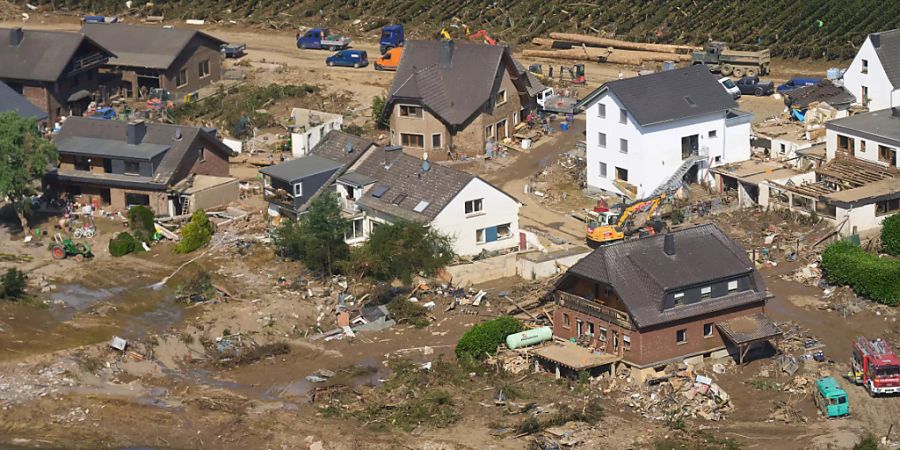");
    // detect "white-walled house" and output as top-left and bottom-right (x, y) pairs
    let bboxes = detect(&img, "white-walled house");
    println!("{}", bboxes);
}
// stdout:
(578, 65), (752, 199)
(334, 146), (521, 256)
(843, 29), (900, 111)
(825, 107), (899, 168)
(290, 108), (344, 158)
